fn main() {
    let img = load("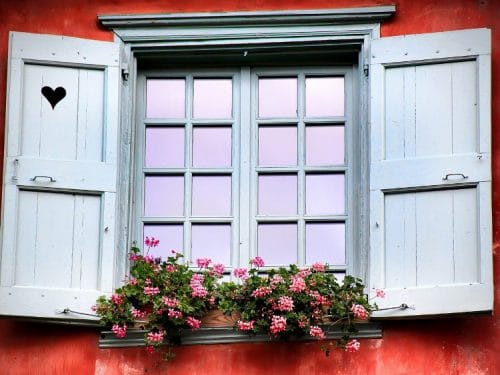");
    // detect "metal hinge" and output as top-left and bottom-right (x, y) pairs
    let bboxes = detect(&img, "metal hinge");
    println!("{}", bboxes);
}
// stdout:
(363, 64), (369, 77)
(121, 63), (129, 81)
